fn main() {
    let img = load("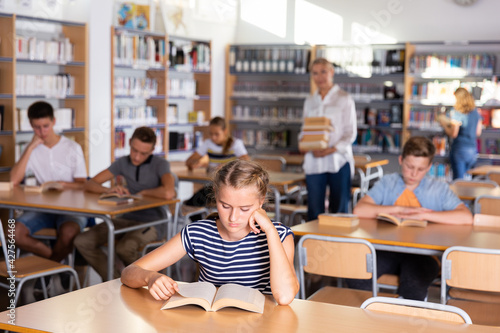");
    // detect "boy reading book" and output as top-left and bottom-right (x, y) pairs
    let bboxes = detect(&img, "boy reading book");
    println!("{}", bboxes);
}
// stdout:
(121, 160), (299, 306)
(161, 282), (265, 313)
(10, 101), (88, 263)
(74, 127), (176, 281)
(351, 136), (472, 300)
